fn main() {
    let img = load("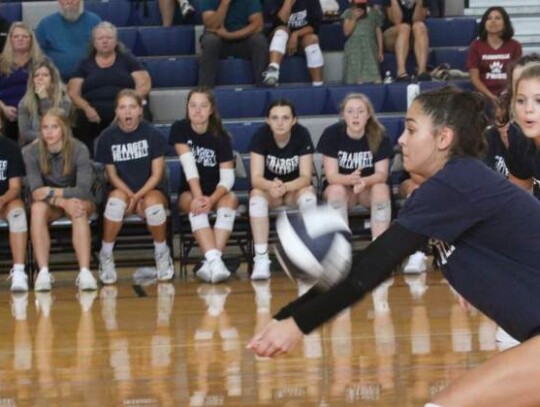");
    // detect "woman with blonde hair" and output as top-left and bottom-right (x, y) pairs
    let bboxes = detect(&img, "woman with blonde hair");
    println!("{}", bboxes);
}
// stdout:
(23, 108), (98, 292)
(18, 58), (72, 145)
(0, 22), (43, 141)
